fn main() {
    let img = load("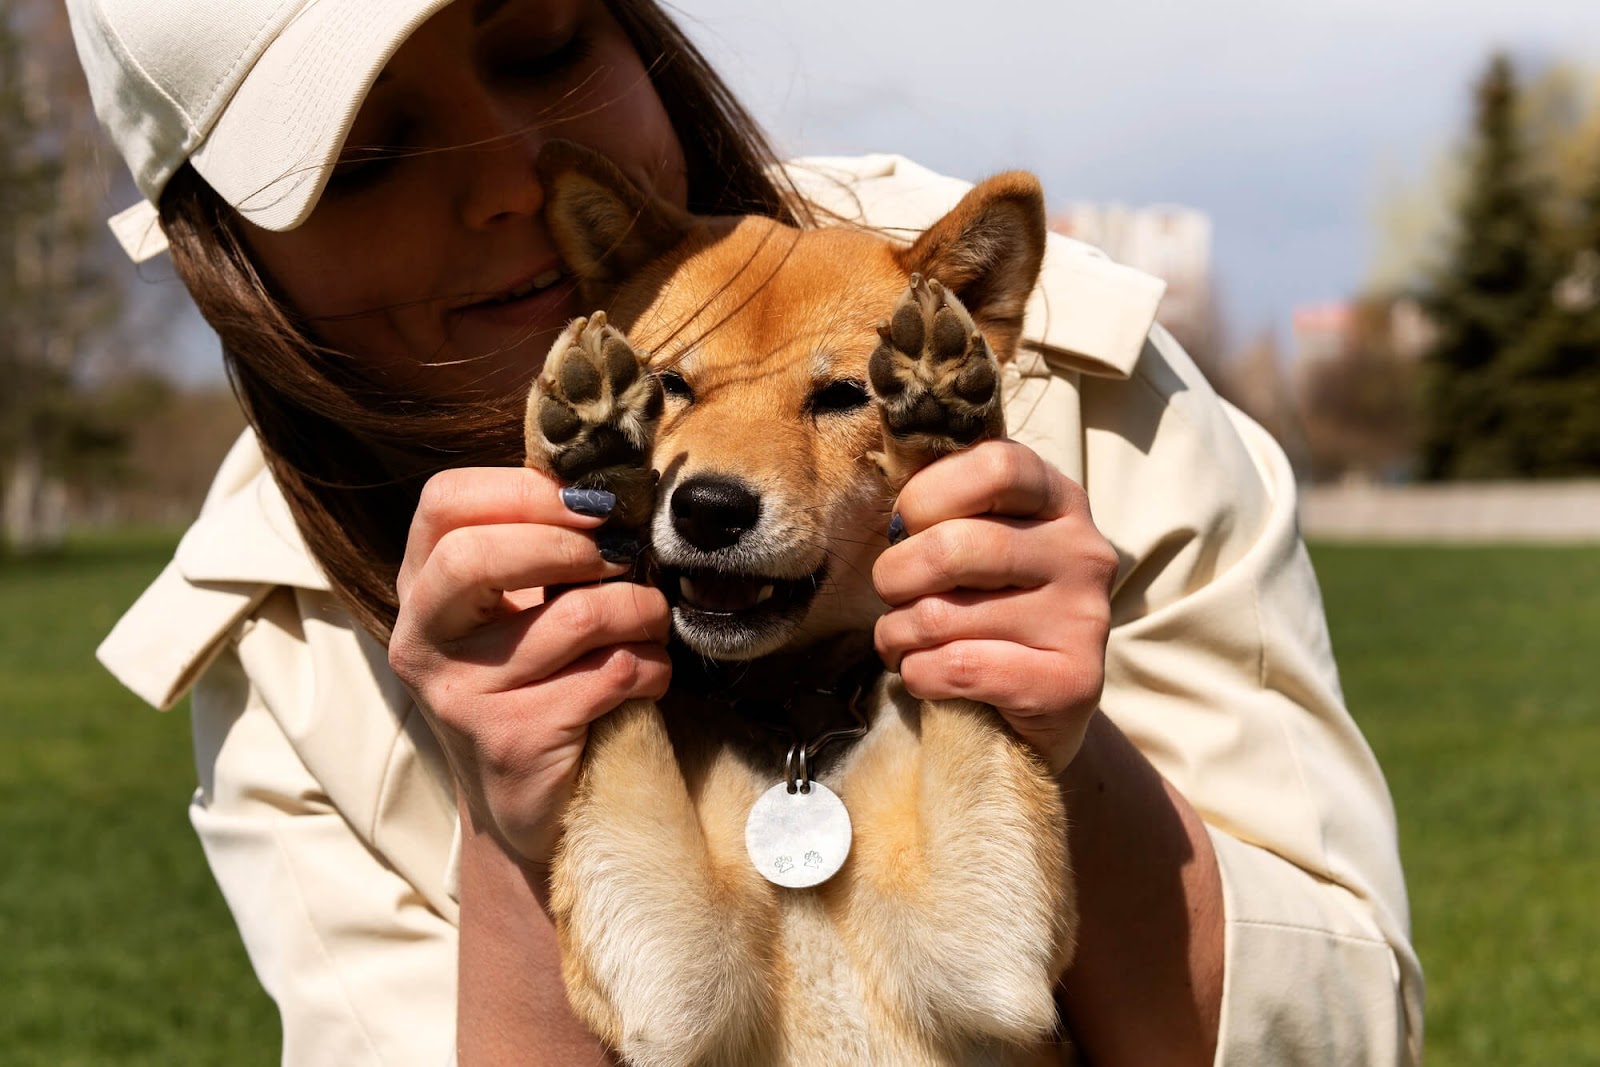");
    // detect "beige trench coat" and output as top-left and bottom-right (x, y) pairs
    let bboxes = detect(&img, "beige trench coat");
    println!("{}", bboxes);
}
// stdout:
(100, 155), (1423, 1066)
